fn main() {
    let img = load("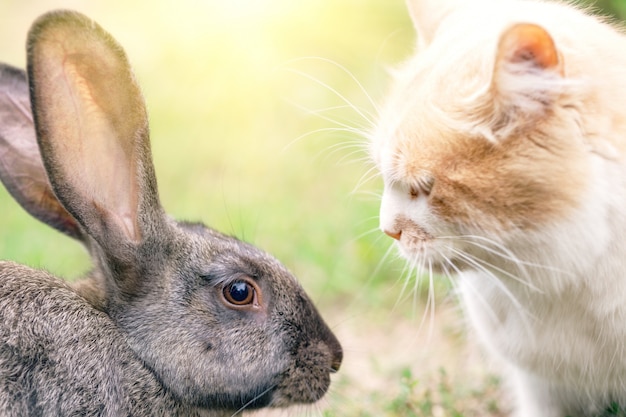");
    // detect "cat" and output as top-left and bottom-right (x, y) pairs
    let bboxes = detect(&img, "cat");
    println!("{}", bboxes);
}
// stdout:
(371, 0), (626, 416)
